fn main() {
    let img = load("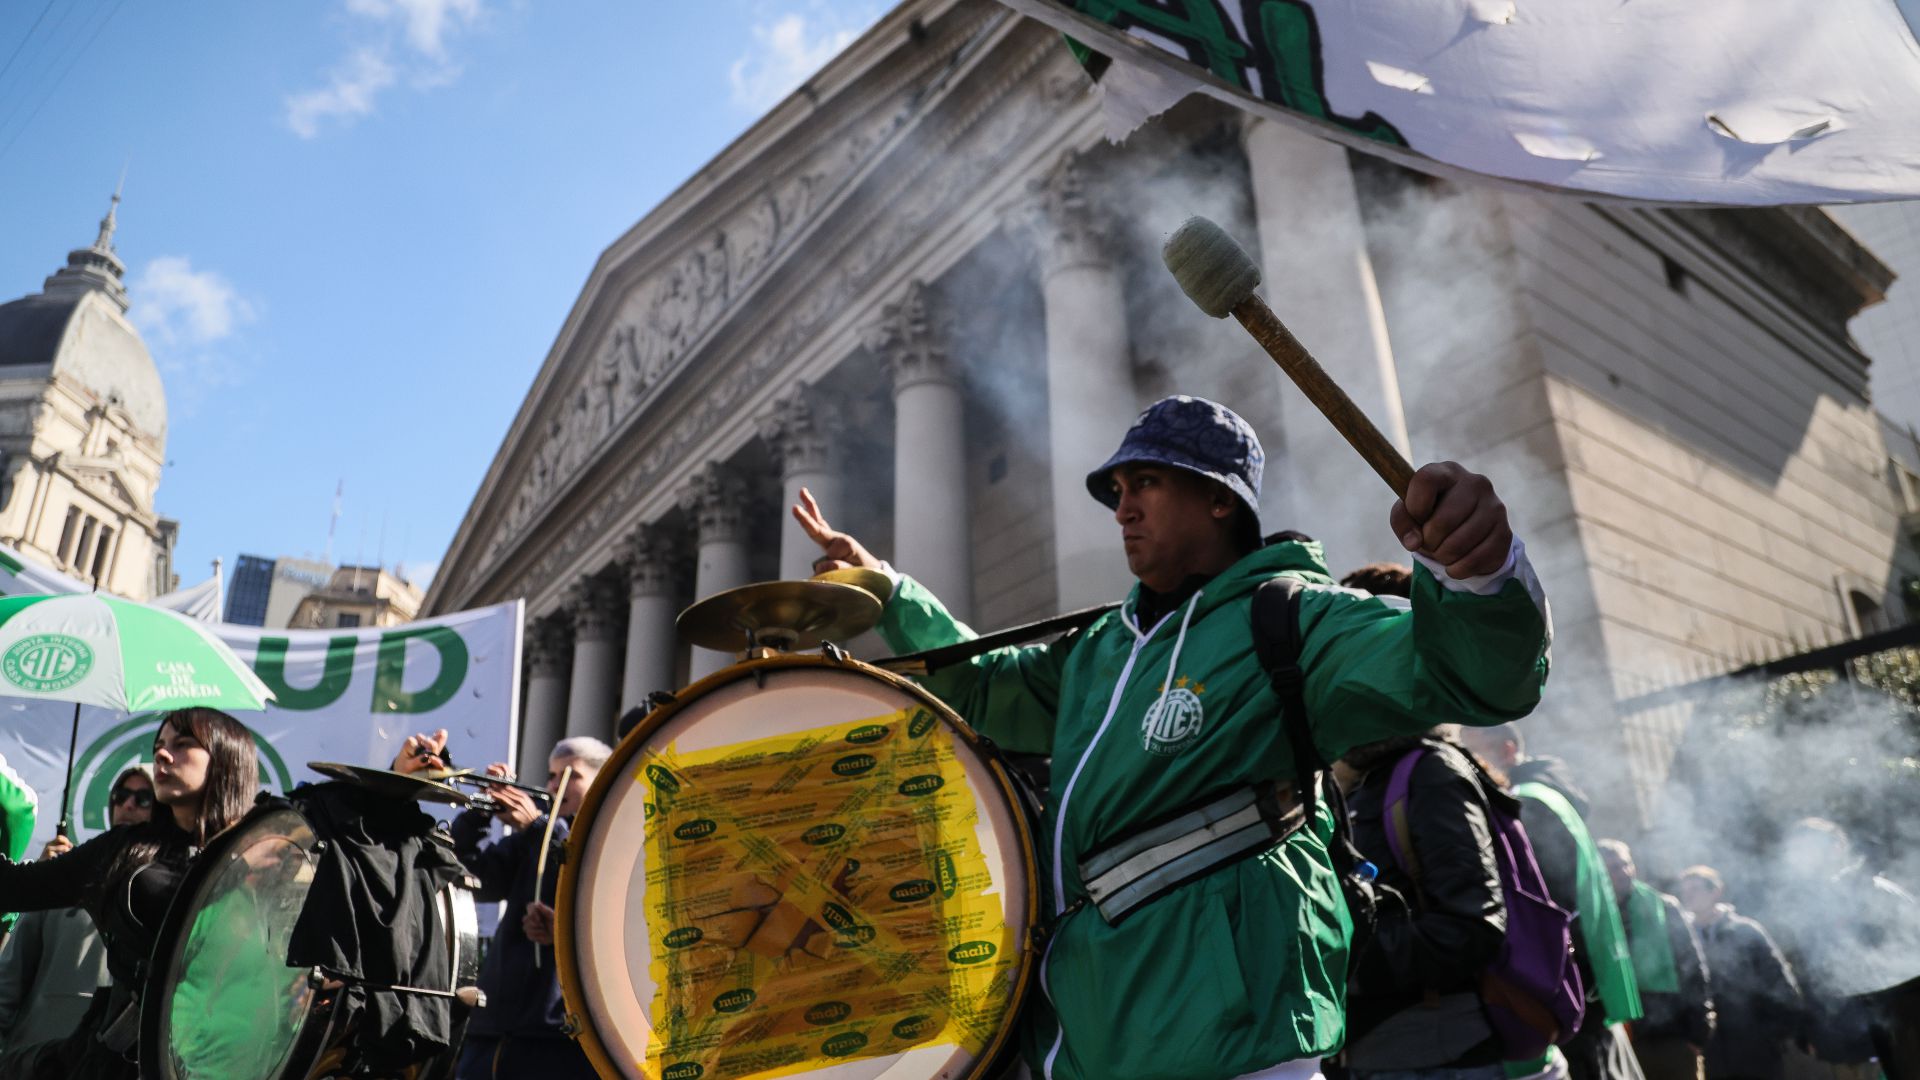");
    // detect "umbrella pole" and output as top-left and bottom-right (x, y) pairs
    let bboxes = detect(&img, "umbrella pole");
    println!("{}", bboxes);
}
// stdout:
(56, 700), (80, 837)
(58, 581), (100, 838)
